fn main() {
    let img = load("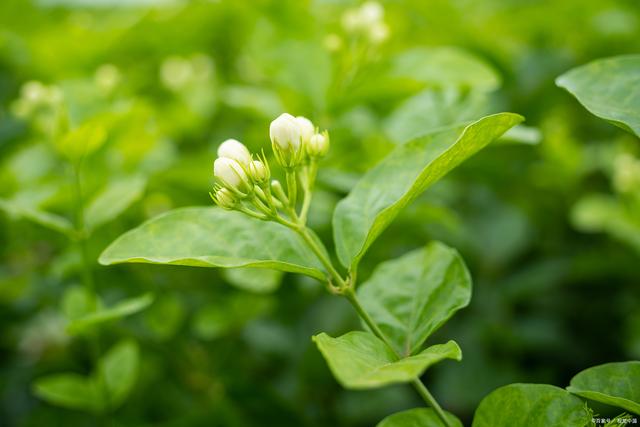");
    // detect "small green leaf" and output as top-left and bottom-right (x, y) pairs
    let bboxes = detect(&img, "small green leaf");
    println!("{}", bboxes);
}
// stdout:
(472, 384), (592, 427)
(99, 339), (139, 410)
(62, 286), (97, 320)
(313, 331), (461, 389)
(358, 242), (471, 356)
(33, 374), (102, 413)
(222, 268), (283, 294)
(55, 120), (107, 162)
(85, 175), (146, 232)
(98, 207), (325, 280)
(0, 198), (74, 235)
(567, 361), (640, 415)
(333, 113), (523, 269)
(377, 408), (463, 427)
(67, 293), (154, 334)
(556, 55), (640, 137)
